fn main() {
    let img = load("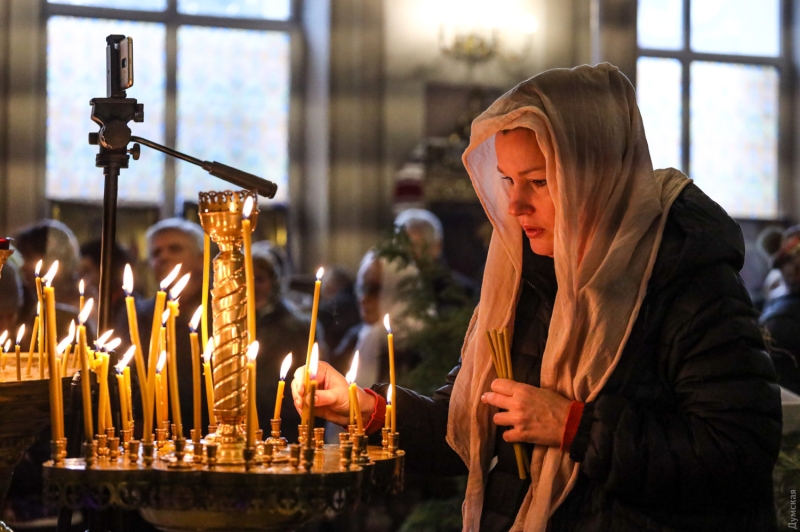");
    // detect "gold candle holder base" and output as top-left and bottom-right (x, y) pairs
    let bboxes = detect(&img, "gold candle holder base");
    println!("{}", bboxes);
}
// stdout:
(51, 439), (67, 465)
(339, 442), (353, 470)
(314, 427), (325, 450)
(288, 444), (301, 470)
(243, 447), (257, 470)
(297, 424), (308, 447)
(381, 427), (390, 451)
(96, 434), (108, 460)
(108, 437), (120, 461)
(351, 433), (368, 465)
(205, 442), (218, 468)
(267, 419), (287, 450)
(388, 432), (401, 456)
(127, 440), (140, 464)
(120, 429), (132, 454)
(169, 438), (192, 469)
(155, 428), (168, 449)
(258, 442), (273, 467)
(142, 438), (155, 467)
(82, 441), (97, 468)
(338, 431), (350, 445)
(302, 447), (315, 472)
